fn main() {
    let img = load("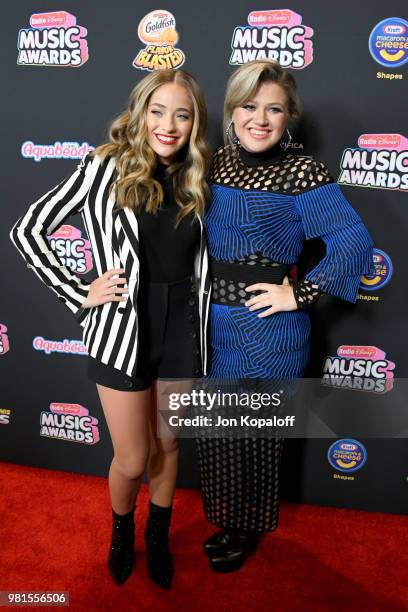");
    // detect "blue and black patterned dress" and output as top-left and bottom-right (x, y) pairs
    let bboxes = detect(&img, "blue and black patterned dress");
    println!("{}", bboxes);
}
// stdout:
(195, 143), (374, 532)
